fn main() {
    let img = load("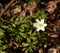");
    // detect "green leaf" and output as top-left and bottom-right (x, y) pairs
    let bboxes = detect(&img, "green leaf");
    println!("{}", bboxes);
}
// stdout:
(0, 40), (3, 44)
(0, 29), (4, 38)
(2, 45), (8, 50)
(0, 51), (6, 53)
(39, 43), (42, 47)
(22, 48), (26, 51)
(32, 41), (38, 44)
(32, 45), (37, 51)
(14, 35), (22, 43)
(14, 22), (20, 26)
(19, 28), (24, 32)
(22, 43), (29, 47)
(22, 18), (28, 23)
(36, 0), (41, 3)
(40, 9), (45, 14)
(19, 16), (28, 23)
(20, 32), (27, 38)
(29, 46), (33, 53)
(31, 31), (36, 36)
(19, 16), (24, 23)
(41, 14), (47, 19)
(31, 37), (37, 41)
(21, 24), (29, 28)
(27, 30), (32, 35)
(27, 38), (31, 43)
